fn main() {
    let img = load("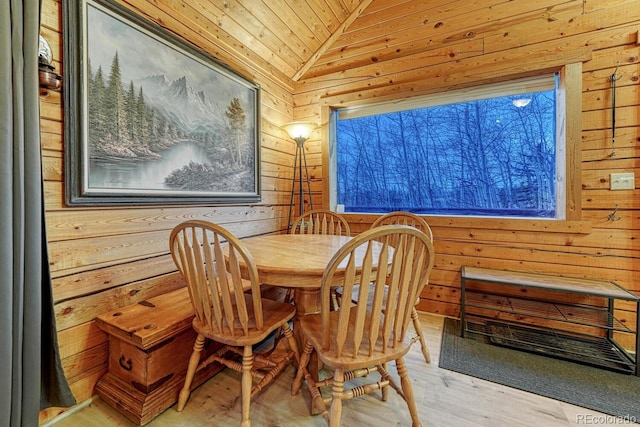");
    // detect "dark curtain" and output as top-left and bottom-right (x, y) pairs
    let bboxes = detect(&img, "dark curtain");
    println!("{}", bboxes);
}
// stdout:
(1, 1), (76, 426)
